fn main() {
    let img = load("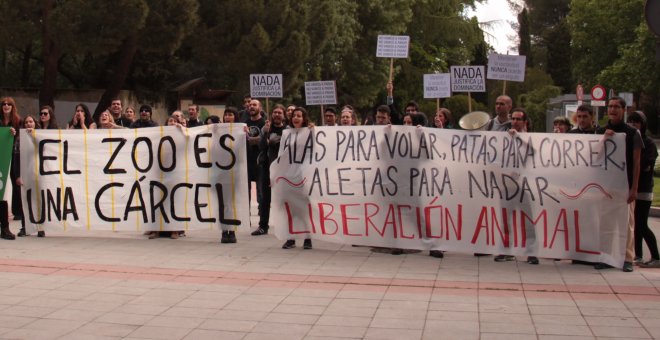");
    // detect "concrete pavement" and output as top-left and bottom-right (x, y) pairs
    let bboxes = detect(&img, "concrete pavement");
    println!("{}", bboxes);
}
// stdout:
(1, 214), (660, 339)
